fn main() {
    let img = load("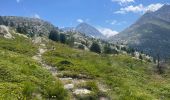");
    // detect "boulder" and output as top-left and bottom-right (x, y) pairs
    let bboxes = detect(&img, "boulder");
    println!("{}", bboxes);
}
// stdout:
(0, 25), (12, 39)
